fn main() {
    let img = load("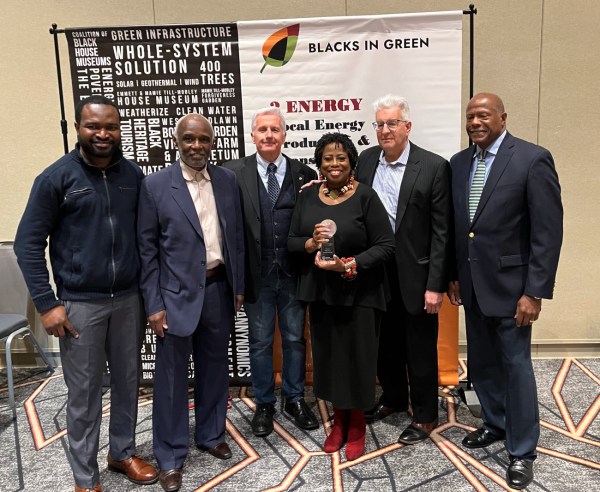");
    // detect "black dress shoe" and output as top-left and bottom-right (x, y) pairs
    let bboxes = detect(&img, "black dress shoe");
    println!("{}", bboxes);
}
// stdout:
(462, 428), (505, 449)
(198, 442), (232, 460)
(284, 399), (319, 430)
(252, 403), (276, 437)
(158, 468), (182, 492)
(506, 458), (534, 490)
(365, 403), (403, 423)
(398, 420), (437, 445)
